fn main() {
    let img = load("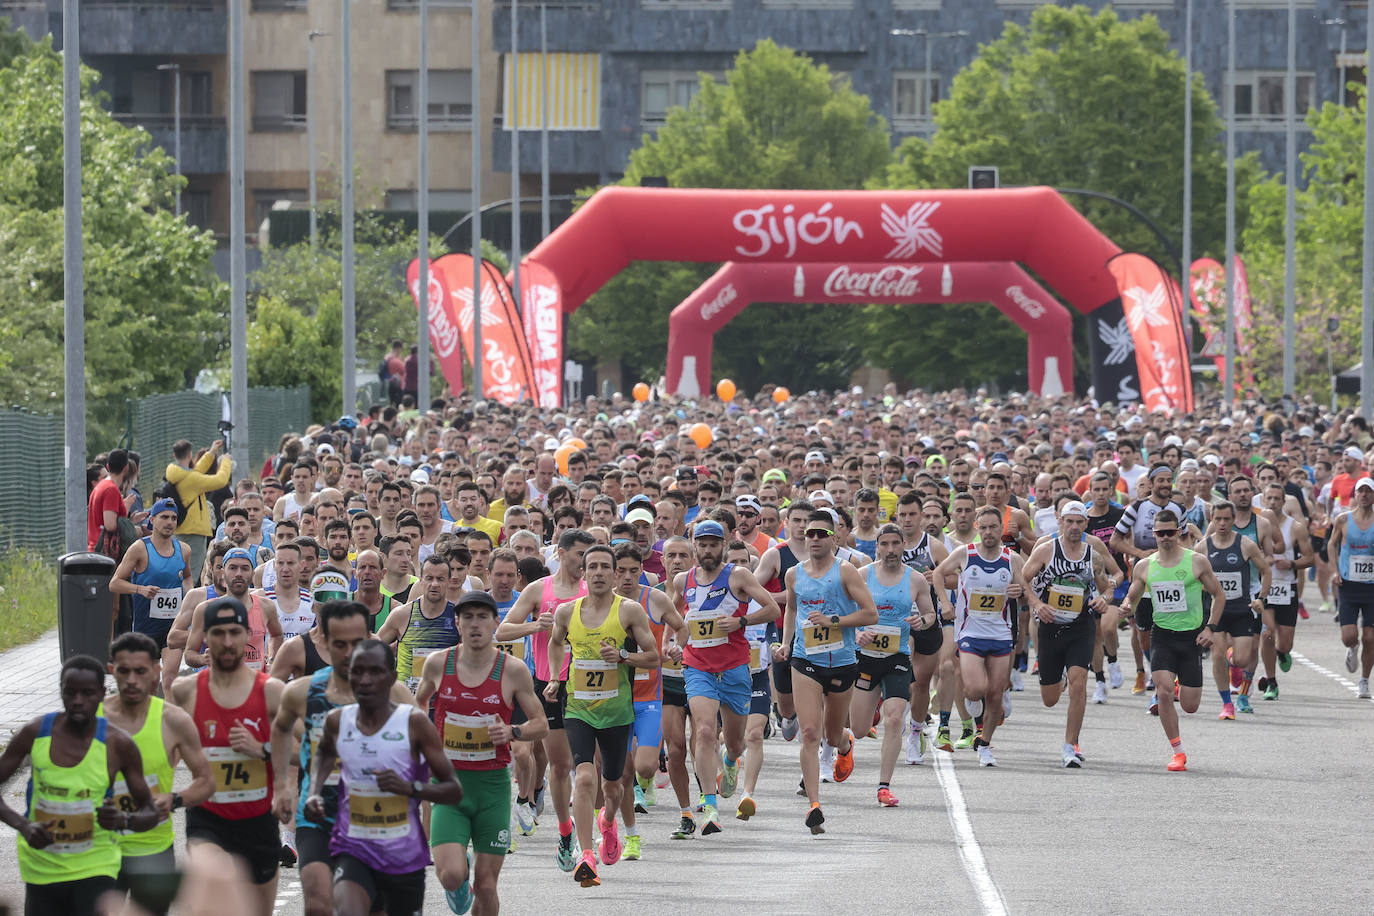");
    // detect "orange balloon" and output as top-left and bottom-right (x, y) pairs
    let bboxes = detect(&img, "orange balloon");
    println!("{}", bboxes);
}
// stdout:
(554, 443), (576, 475)
(566, 438), (587, 450)
(772, 386), (790, 403)
(688, 423), (712, 449)
(633, 382), (650, 402)
(716, 379), (737, 401)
